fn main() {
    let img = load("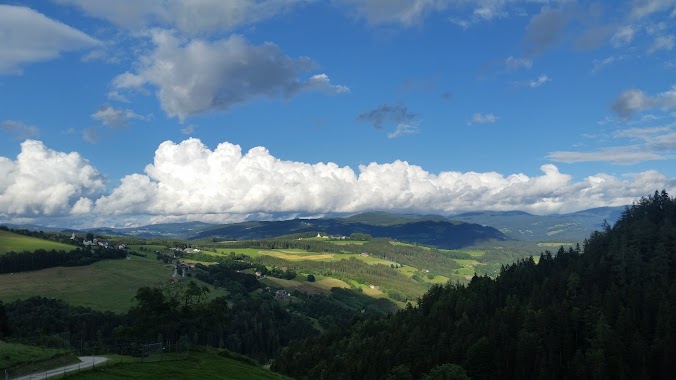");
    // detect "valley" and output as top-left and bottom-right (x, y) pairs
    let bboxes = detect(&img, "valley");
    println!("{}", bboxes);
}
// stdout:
(0, 198), (671, 380)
